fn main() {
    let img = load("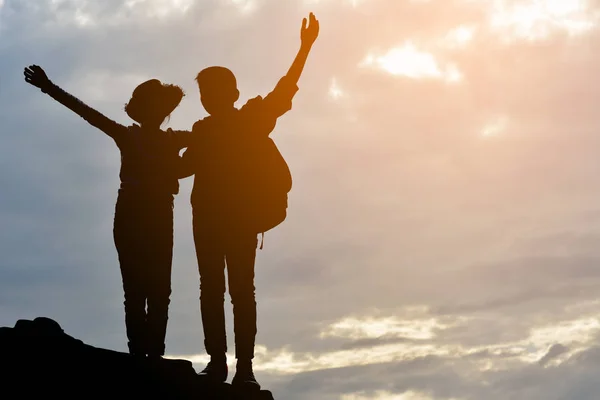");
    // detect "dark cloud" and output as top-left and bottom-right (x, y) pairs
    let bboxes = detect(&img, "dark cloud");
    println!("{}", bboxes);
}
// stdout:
(538, 343), (569, 367)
